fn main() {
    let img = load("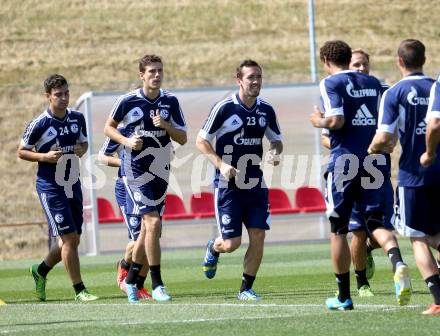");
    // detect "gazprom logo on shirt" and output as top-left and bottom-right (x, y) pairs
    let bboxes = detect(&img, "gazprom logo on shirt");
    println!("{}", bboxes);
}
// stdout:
(407, 86), (429, 106)
(416, 118), (427, 135)
(158, 101), (170, 108)
(352, 104), (376, 126)
(233, 129), (262, 146)
(346, 79), (377, 98)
